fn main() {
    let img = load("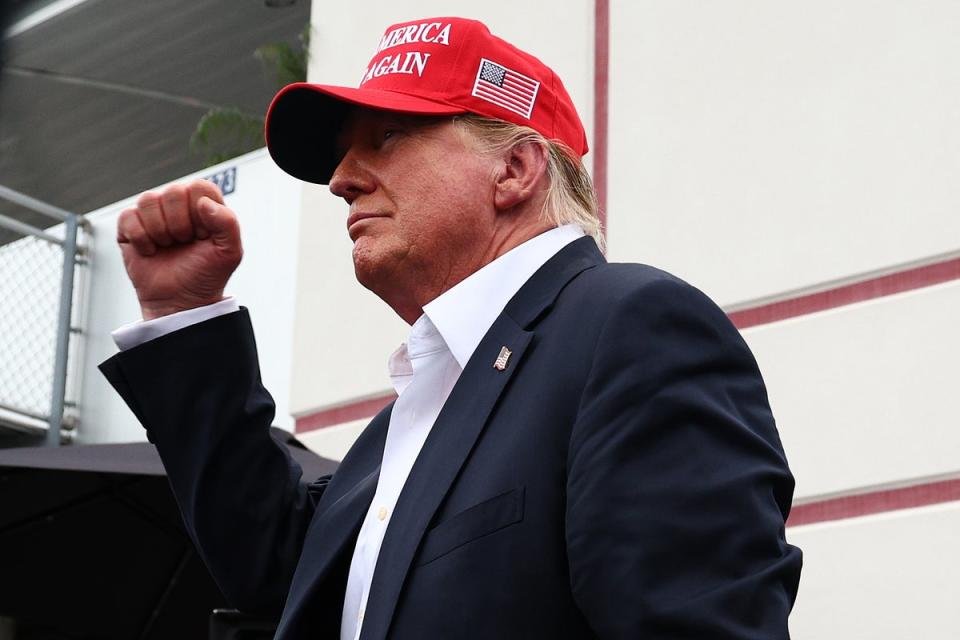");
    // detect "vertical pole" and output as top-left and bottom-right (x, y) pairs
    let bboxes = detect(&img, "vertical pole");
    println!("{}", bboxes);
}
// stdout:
(47, 214), (79, 446)
(593, 0), (610, 243)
